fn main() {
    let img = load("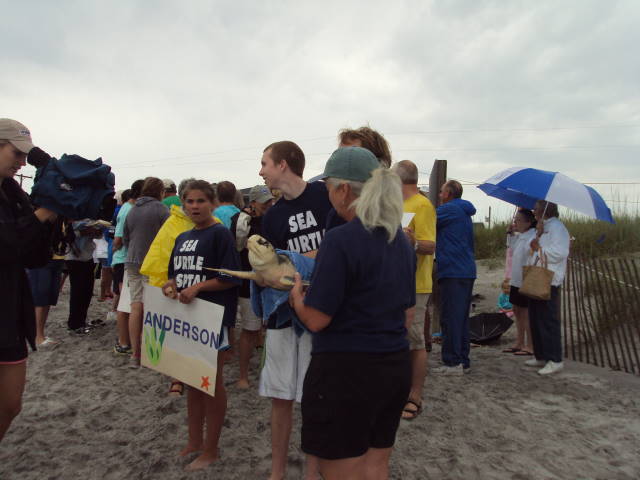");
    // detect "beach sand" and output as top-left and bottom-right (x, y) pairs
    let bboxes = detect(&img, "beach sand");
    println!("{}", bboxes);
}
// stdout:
(2, 261), (640, 479)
